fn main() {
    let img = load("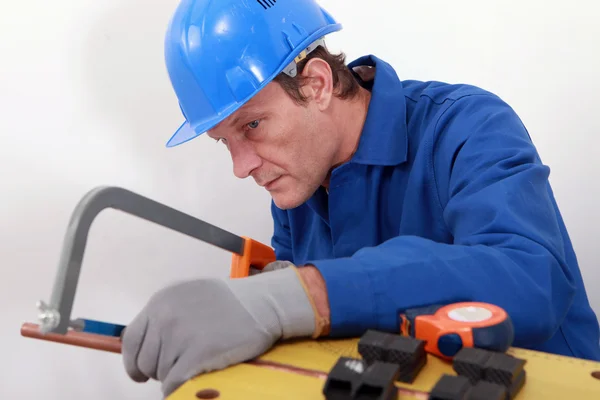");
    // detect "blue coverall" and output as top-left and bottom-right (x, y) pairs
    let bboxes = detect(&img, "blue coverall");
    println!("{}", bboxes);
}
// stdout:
(270, 55), (600, 361)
